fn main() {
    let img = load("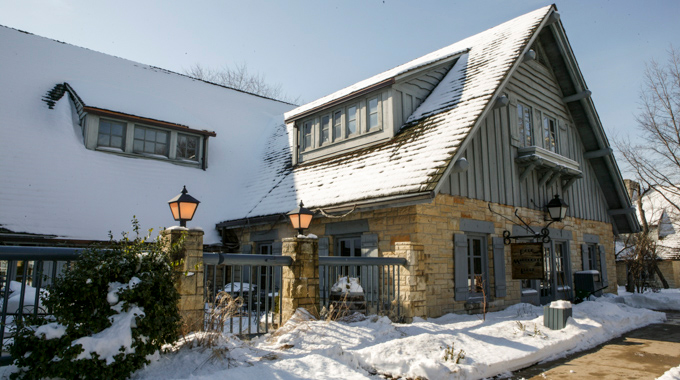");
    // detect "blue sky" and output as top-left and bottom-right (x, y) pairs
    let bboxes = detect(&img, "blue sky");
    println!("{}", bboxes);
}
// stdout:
(1, 0), (678, 176)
